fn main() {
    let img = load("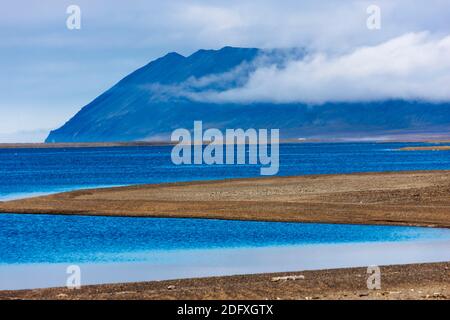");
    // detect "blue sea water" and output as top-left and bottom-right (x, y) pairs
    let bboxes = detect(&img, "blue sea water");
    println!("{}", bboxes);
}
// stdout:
(1, 142), (450, 200)
(1, 214), (450, 265)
